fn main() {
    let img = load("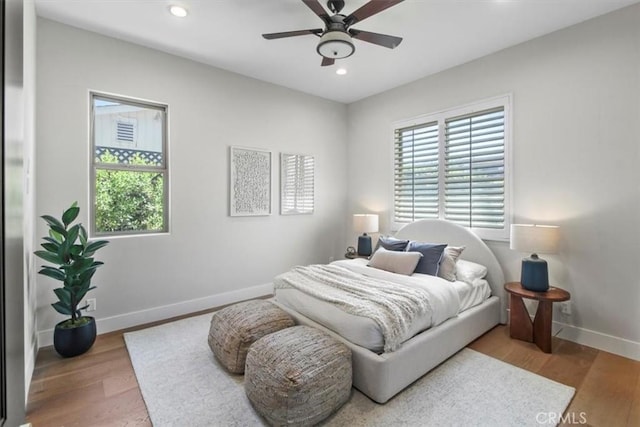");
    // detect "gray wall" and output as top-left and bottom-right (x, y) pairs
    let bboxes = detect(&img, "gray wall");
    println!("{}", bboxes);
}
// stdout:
(347, 5), (640, 355)
(36, 19), (348, 341)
